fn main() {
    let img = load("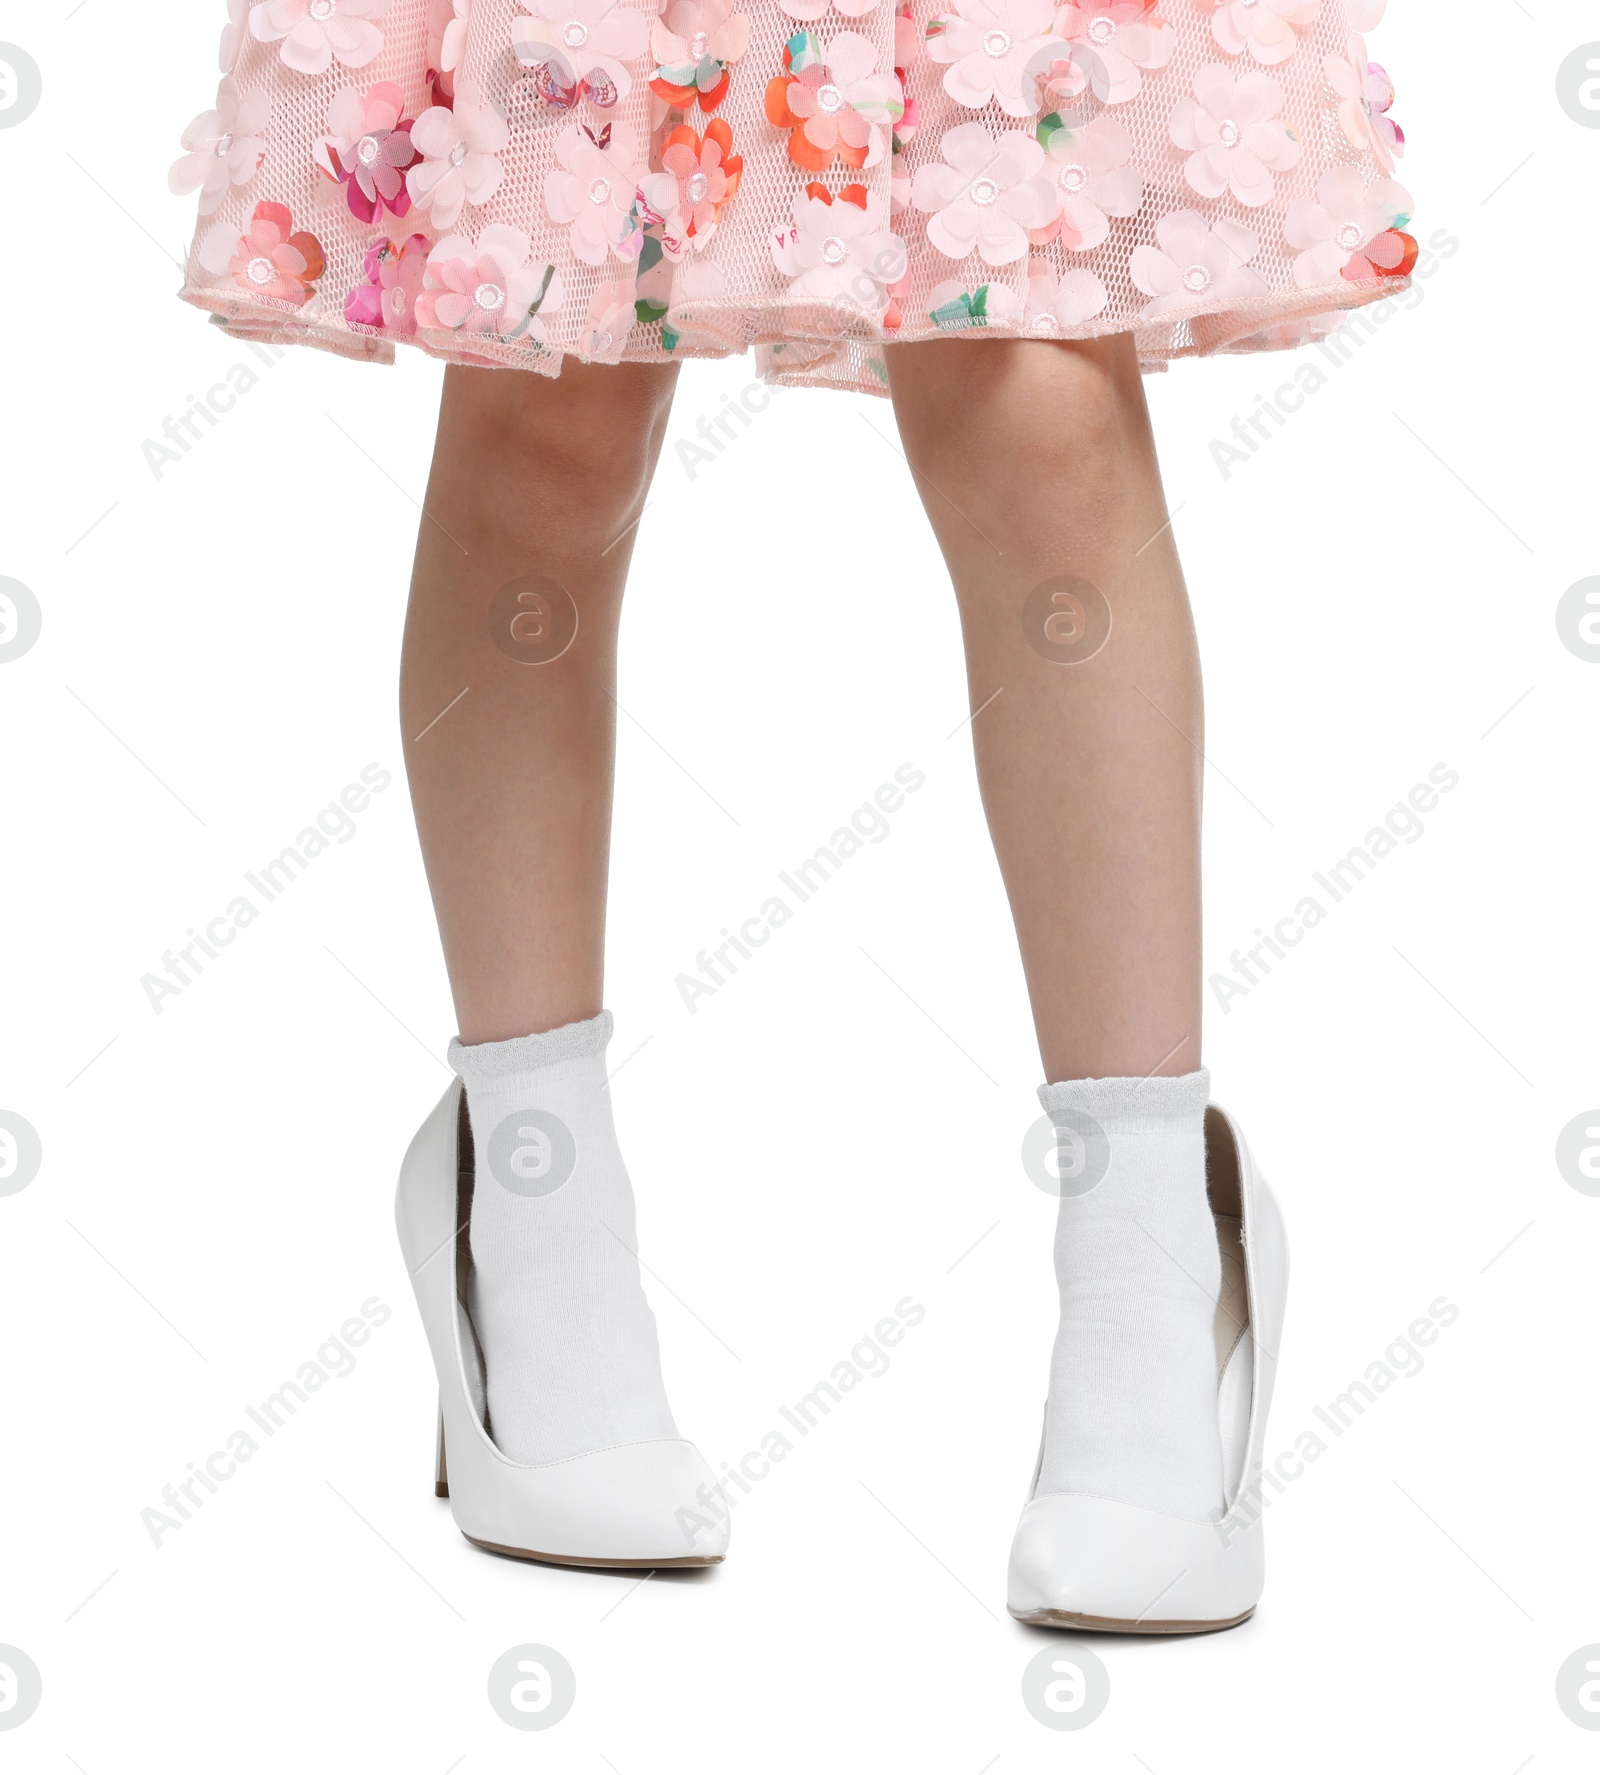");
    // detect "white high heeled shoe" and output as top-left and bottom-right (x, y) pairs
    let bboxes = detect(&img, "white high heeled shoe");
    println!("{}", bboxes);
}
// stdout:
(395, 1080), (728, 1568)
(1007, 1103), (1289, 1632)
